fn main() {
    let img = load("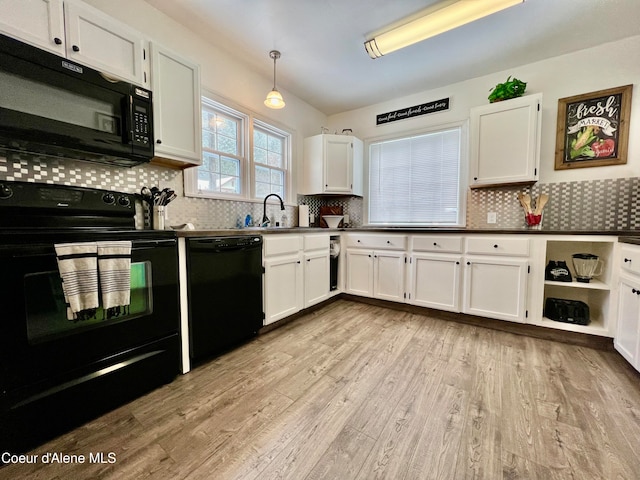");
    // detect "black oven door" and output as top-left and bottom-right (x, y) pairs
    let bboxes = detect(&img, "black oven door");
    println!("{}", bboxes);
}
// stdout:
(0, 237), (180, 402)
